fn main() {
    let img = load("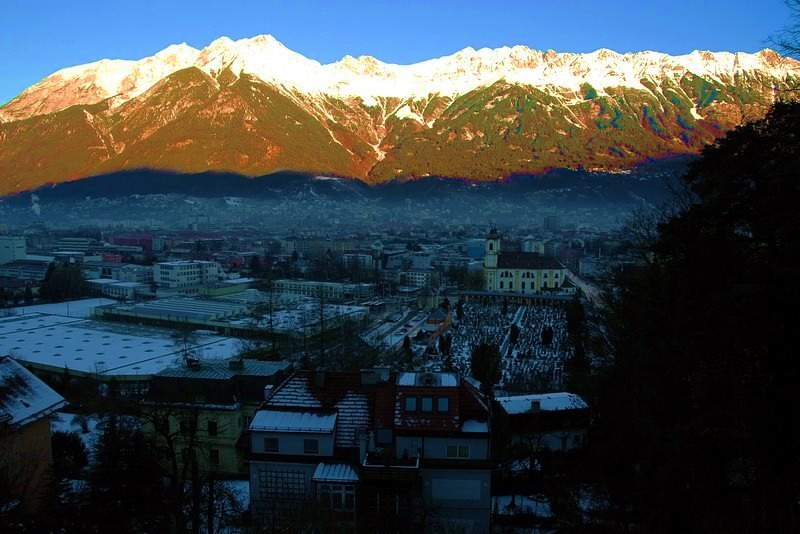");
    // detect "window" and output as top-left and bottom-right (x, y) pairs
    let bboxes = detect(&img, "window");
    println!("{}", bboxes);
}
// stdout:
(208, 421), (218, 436)
(521, 282), (525, 289)
(437, 397), (449, 412)
(304, 439), (319, 454)
(446, 445), (470, 459)
(405, 396), (417, 412)
(499, 281), (504, 289)
(264, 437), (279, 452)
(210, 449), (220, 465)
(318, 484), (355, 511)
(421, 397), (433, 412)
